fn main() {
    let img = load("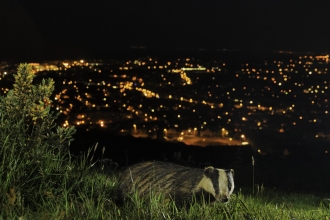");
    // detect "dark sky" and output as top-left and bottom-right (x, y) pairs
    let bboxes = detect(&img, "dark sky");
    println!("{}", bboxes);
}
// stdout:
(1, 0), (329, 60)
